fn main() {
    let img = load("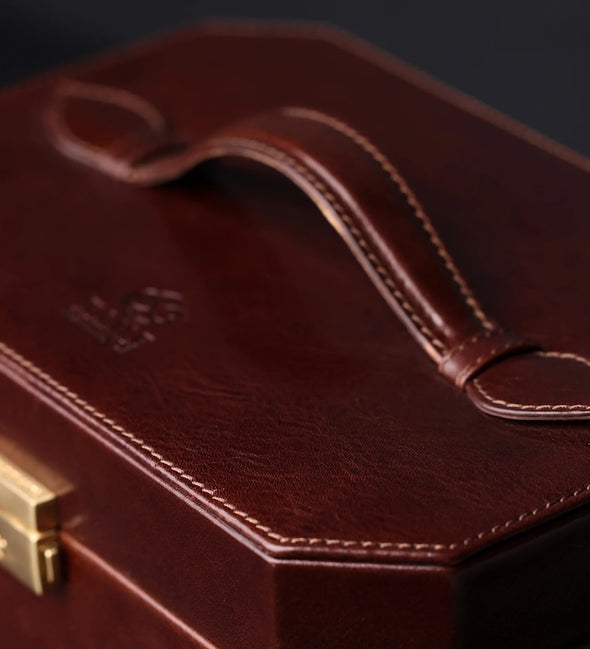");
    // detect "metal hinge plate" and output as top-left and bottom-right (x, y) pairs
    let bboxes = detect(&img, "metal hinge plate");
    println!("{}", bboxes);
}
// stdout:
(0, 453), (61, 595)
